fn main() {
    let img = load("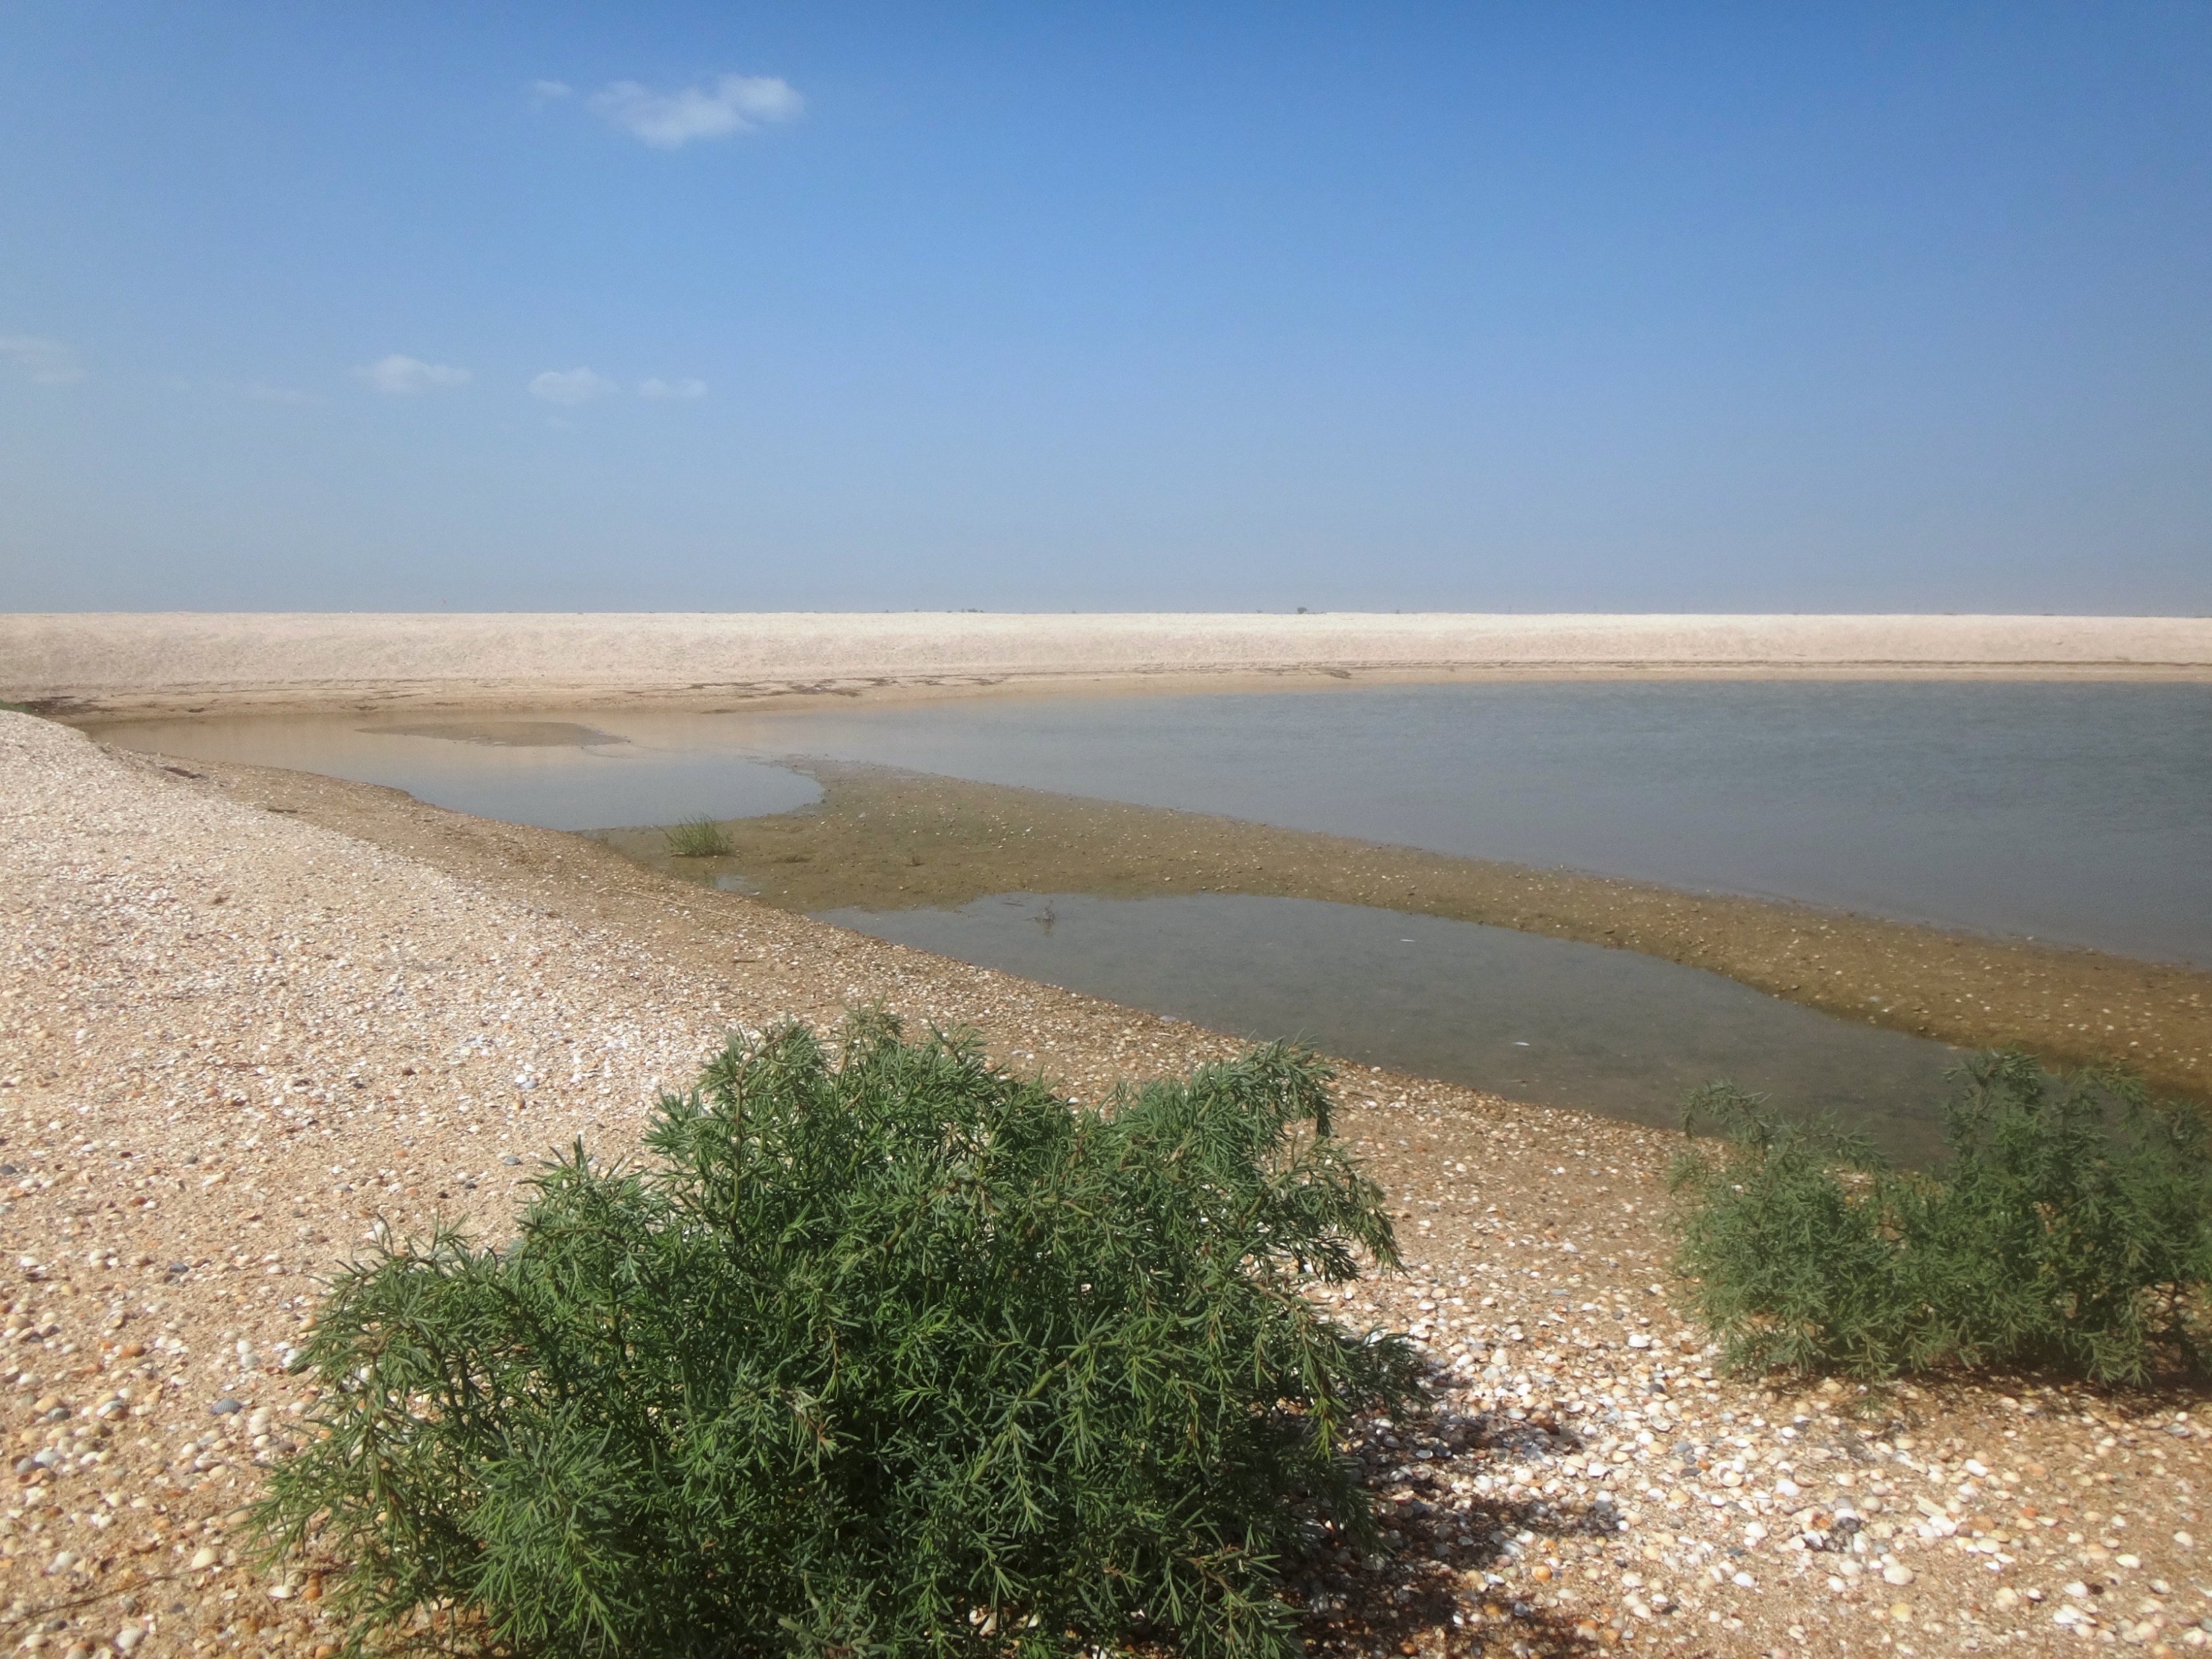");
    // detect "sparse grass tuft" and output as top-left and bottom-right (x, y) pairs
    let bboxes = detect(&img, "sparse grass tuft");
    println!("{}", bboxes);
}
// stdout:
(662, 814), (733, 857)
(1671, 1049), (2212, 1384)
(258, 1016), (1415, 1659)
